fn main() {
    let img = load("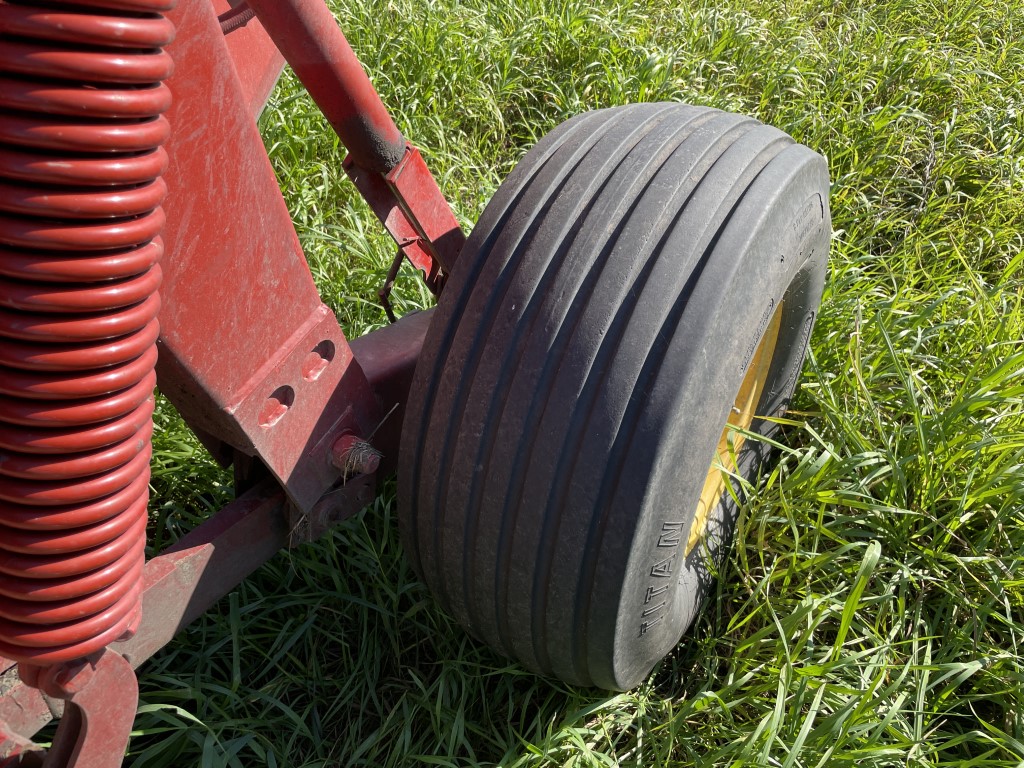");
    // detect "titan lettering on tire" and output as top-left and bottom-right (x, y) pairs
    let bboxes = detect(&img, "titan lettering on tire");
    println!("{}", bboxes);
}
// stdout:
(398, 103), (830, 689)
